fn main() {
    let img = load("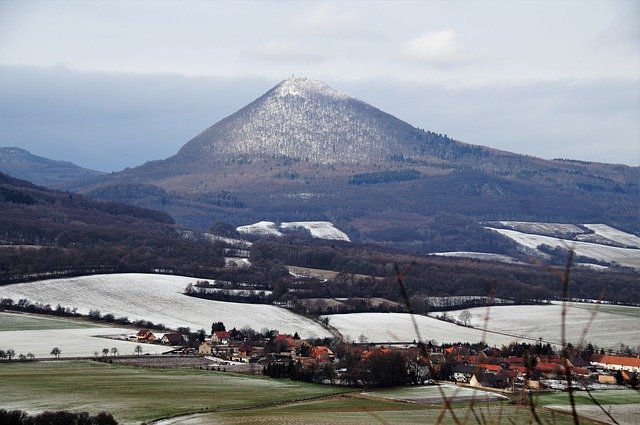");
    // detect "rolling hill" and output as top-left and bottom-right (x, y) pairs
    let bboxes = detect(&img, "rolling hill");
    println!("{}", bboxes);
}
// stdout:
(0, 171), (224, 283)
(0, 147), (103, 188)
